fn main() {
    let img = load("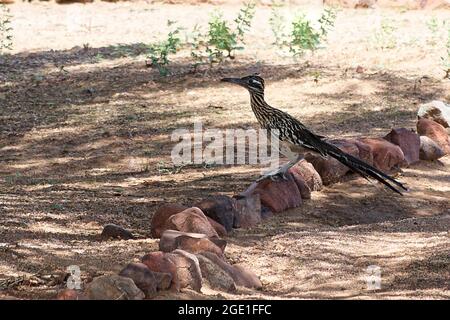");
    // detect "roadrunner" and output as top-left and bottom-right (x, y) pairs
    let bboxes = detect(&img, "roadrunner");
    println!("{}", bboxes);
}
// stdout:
(221, 74), (407, 195)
